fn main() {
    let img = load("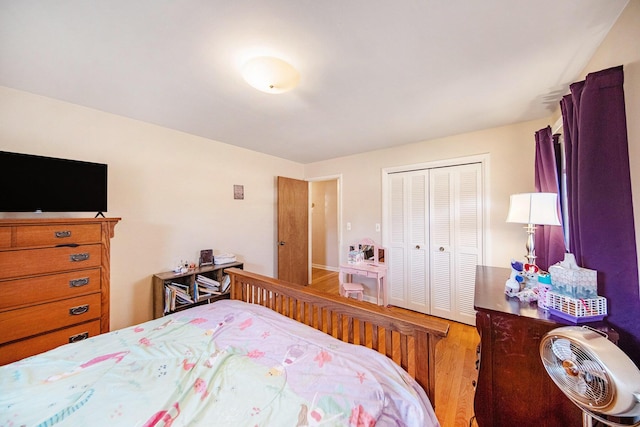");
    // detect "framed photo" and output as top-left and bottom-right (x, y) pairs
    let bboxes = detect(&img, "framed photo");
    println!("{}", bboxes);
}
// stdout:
(234, 184), (244, 200)
(199, 249), (213, 267)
